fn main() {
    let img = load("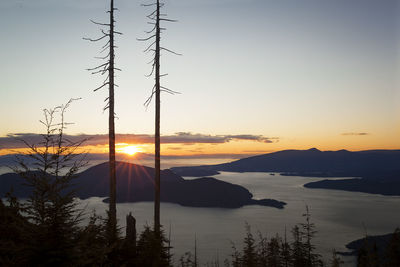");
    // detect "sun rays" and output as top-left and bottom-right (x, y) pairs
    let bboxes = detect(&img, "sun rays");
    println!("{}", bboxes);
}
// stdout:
(116, 143), (142, 156)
